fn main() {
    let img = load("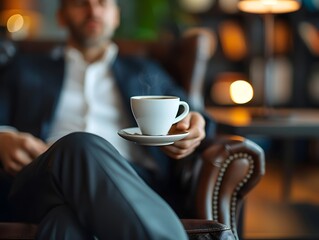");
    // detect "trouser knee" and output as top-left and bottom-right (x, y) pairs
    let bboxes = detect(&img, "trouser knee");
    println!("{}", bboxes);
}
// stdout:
(47, 132), (120, 166)
(53, 132), (113, 152)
